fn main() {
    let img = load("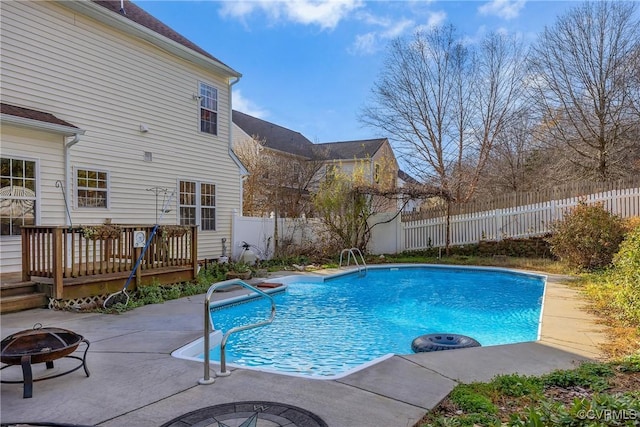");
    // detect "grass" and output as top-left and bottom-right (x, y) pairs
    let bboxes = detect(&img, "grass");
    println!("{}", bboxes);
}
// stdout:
(417, 357), (640, 427)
